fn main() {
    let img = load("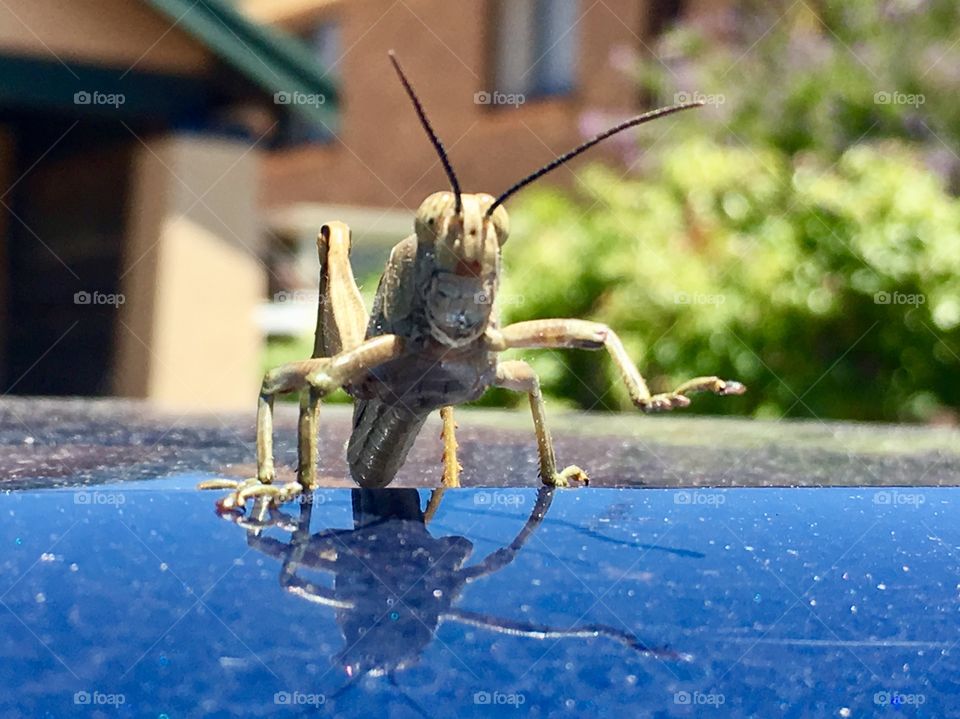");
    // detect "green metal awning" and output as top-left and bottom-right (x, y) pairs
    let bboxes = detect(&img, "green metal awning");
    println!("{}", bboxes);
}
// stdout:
(144, 0), (338, 127)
